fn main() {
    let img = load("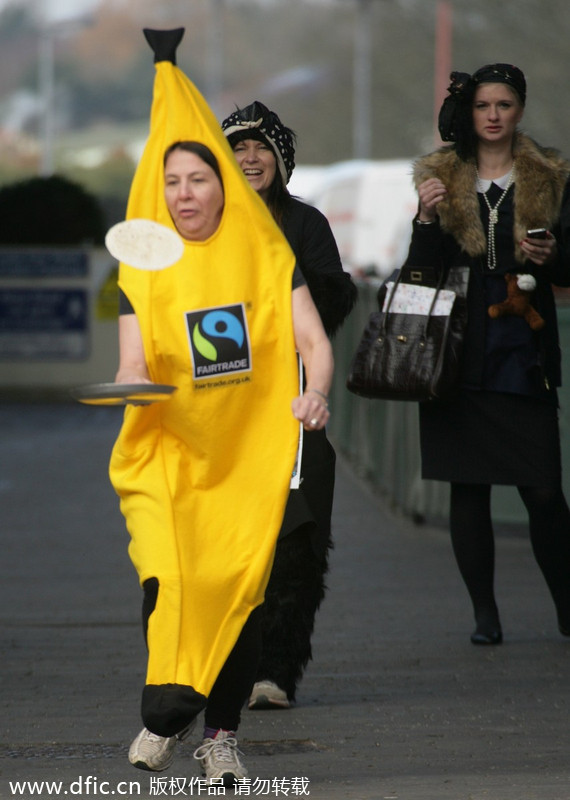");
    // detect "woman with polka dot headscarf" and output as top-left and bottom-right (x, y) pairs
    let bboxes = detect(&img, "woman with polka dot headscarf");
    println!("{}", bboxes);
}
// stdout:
(222, 102), (357, 710)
